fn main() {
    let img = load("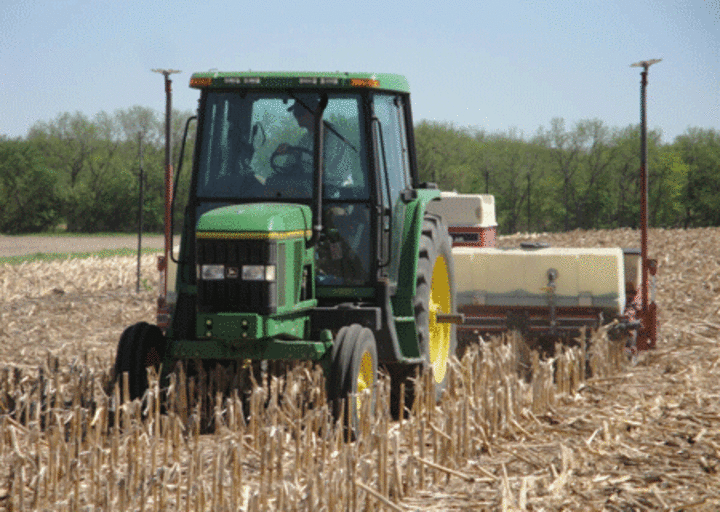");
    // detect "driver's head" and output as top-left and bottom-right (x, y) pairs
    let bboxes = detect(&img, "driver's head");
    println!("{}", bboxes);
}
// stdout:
(288, 95), (320, 130)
